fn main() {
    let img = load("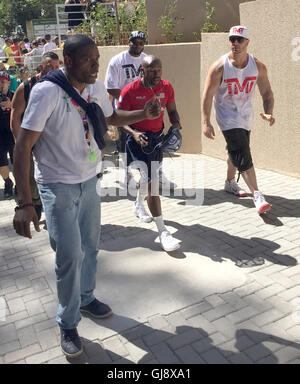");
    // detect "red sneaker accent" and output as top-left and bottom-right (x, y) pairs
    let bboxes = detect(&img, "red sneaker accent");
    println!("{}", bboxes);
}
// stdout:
(258, 203), (271, 214)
